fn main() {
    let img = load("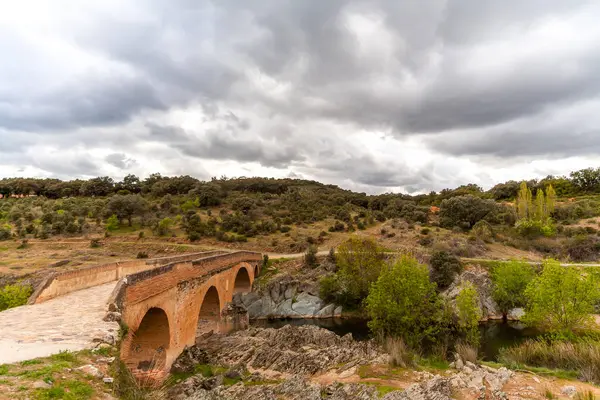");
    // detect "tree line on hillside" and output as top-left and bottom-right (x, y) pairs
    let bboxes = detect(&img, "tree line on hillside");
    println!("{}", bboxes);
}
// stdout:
(1, 169), (600, 260)
(3, 166), (600, 201)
